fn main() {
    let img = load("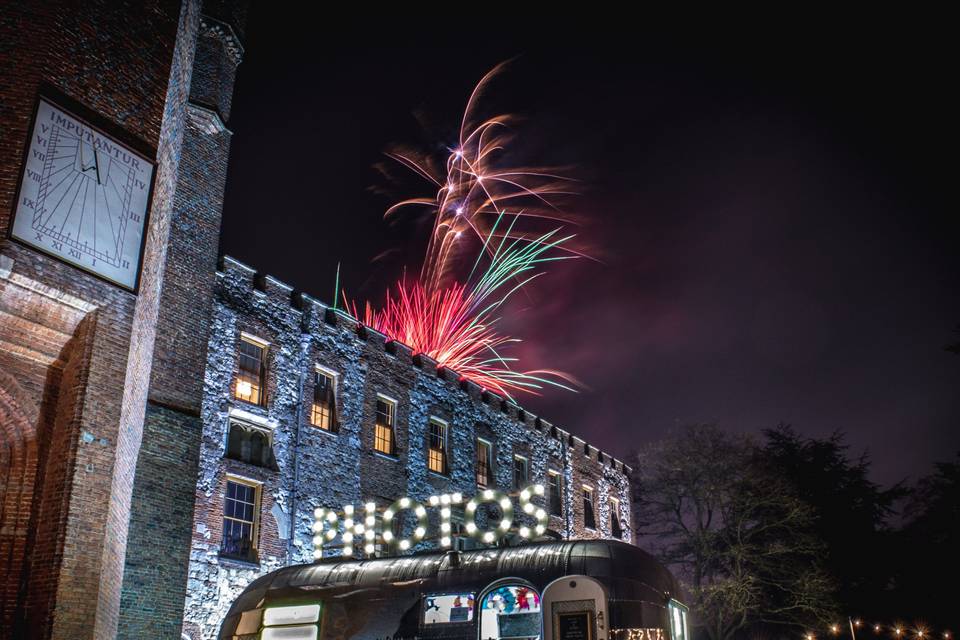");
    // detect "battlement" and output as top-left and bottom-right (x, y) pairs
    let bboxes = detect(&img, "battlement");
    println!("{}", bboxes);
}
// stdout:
(215, 255), (630, 473)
